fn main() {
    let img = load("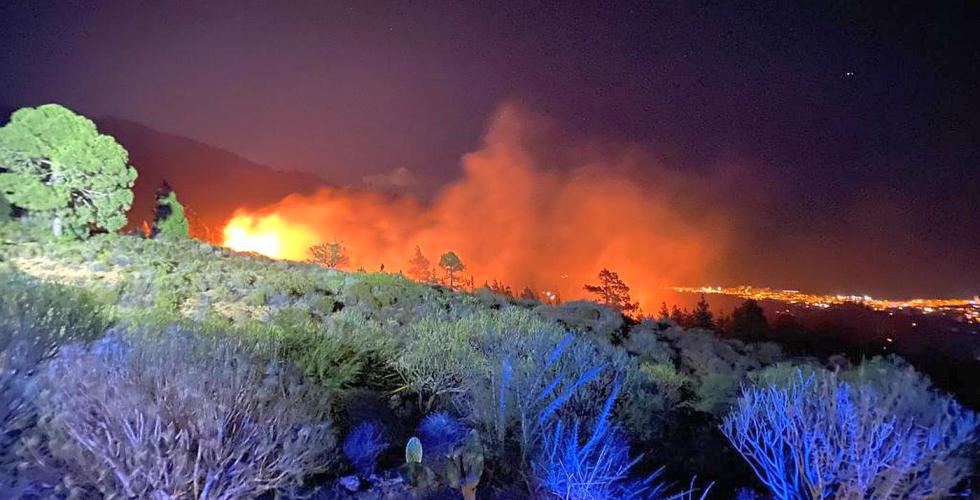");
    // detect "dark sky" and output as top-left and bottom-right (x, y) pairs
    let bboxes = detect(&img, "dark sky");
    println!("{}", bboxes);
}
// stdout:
(1, 1), (978, 297)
